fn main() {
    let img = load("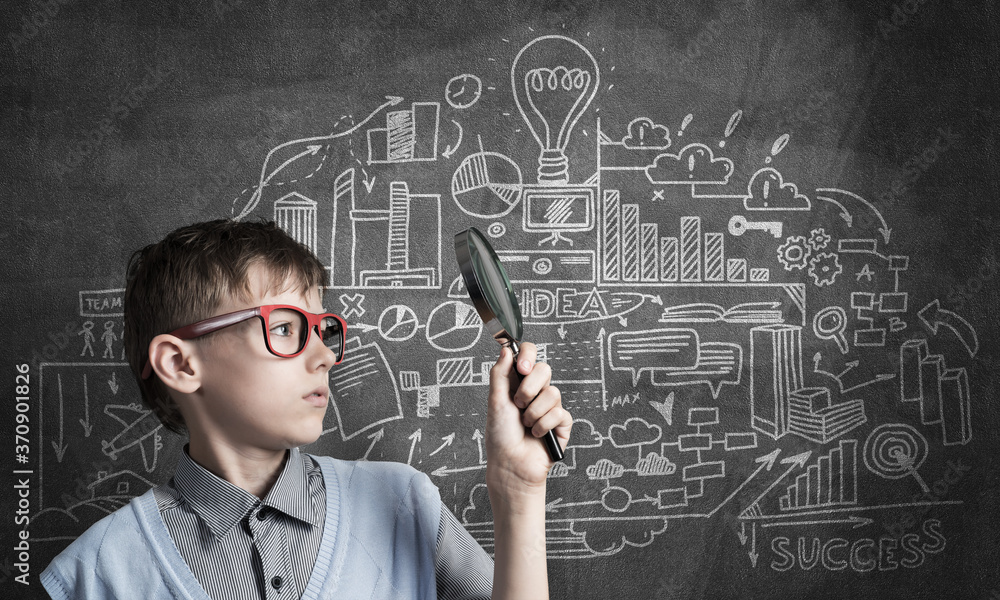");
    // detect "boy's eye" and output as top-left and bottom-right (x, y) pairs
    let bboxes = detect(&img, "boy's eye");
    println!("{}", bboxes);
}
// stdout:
(270, 322), (293, 337)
